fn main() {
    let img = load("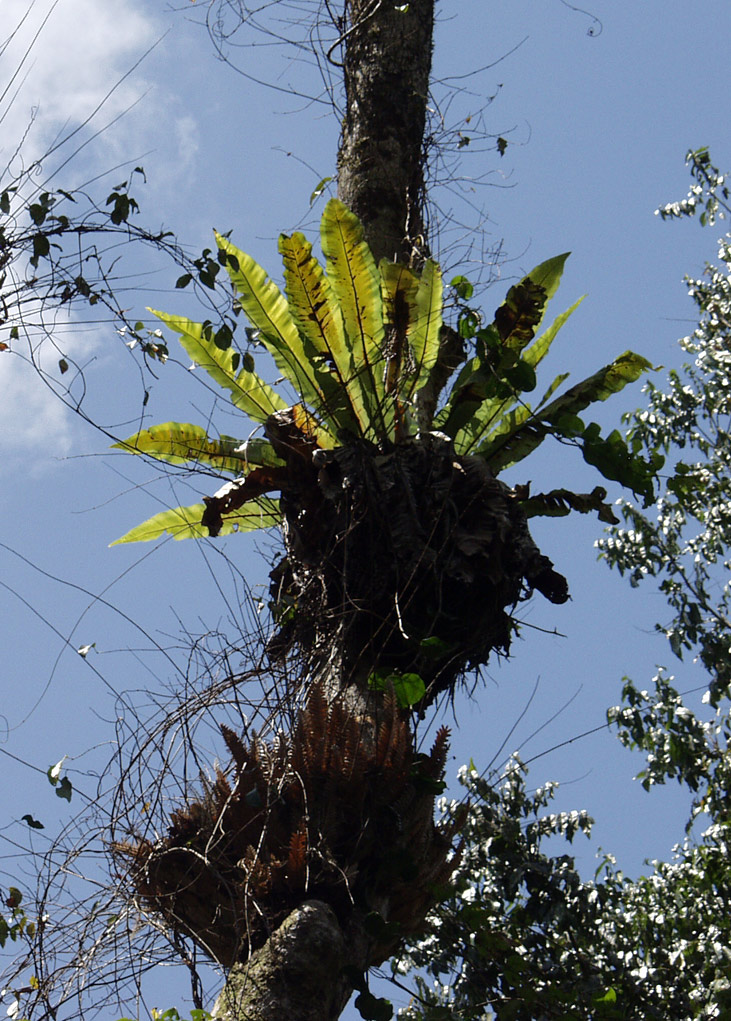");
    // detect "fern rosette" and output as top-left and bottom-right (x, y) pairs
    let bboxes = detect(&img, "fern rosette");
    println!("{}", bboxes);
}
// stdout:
(113, 198), (658, 698)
